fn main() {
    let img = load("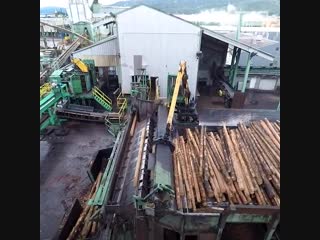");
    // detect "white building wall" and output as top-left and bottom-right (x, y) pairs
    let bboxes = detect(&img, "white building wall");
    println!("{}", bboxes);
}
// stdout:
(116, 5), (201, 99)
(72, 37), (119, 66)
